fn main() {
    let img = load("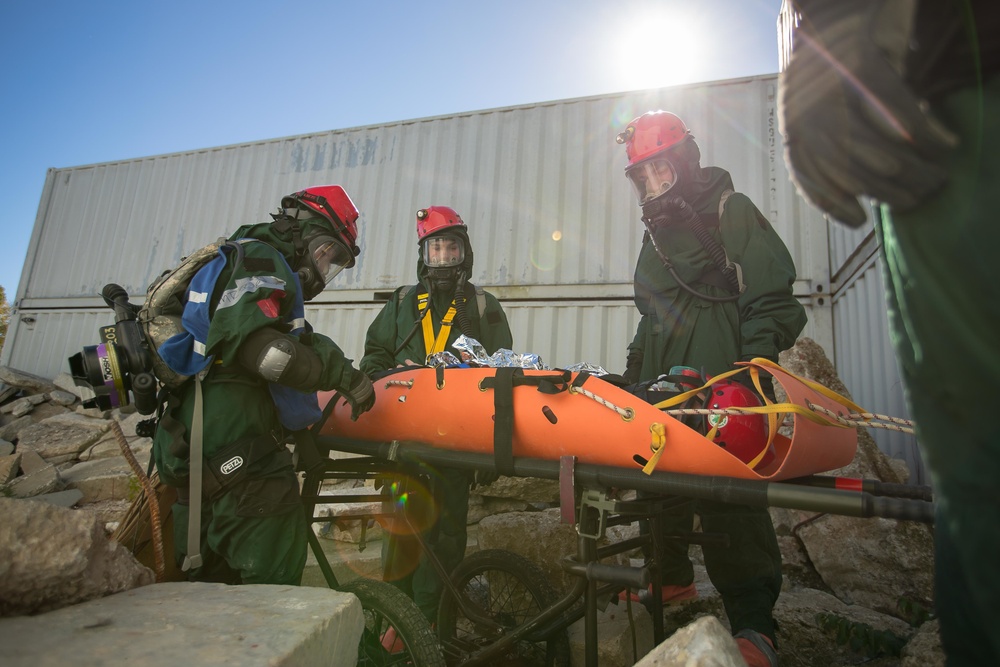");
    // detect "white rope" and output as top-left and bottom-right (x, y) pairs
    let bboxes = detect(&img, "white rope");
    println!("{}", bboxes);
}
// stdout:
(807, 402), (915, 434)
(569, 386), (634, 420)
(384, 379), (414, 389)
(665, 405), (915, 434)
